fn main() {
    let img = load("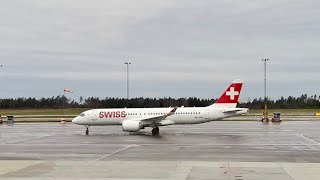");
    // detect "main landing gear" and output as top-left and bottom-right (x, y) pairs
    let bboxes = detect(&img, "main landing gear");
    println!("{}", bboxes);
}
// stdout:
(85, 126), (90, 135)
(152, 127), (159, 135)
